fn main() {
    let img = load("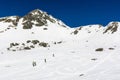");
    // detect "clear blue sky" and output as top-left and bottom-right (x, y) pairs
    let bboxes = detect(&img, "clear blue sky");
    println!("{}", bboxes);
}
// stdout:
(0, 0), (120, 27)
